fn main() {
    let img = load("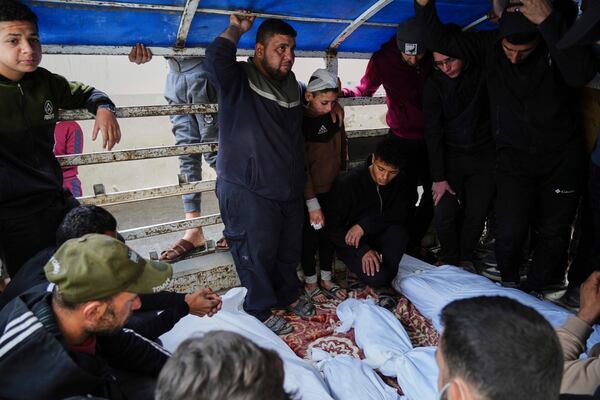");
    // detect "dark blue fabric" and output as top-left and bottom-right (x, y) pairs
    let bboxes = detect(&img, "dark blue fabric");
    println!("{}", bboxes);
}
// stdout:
(217, 179), (303, 321)
(23, 0), (491, 54)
